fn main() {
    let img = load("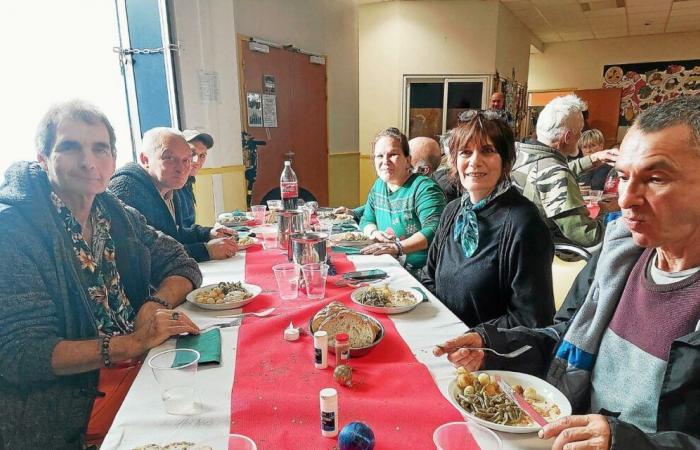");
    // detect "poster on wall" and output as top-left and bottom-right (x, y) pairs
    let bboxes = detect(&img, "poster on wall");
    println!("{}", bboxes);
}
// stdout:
(602, 59), (700, 125)
(262, 94), (278, 127)
(263, 74), (276, 95)
(246, 92), (263, 127)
